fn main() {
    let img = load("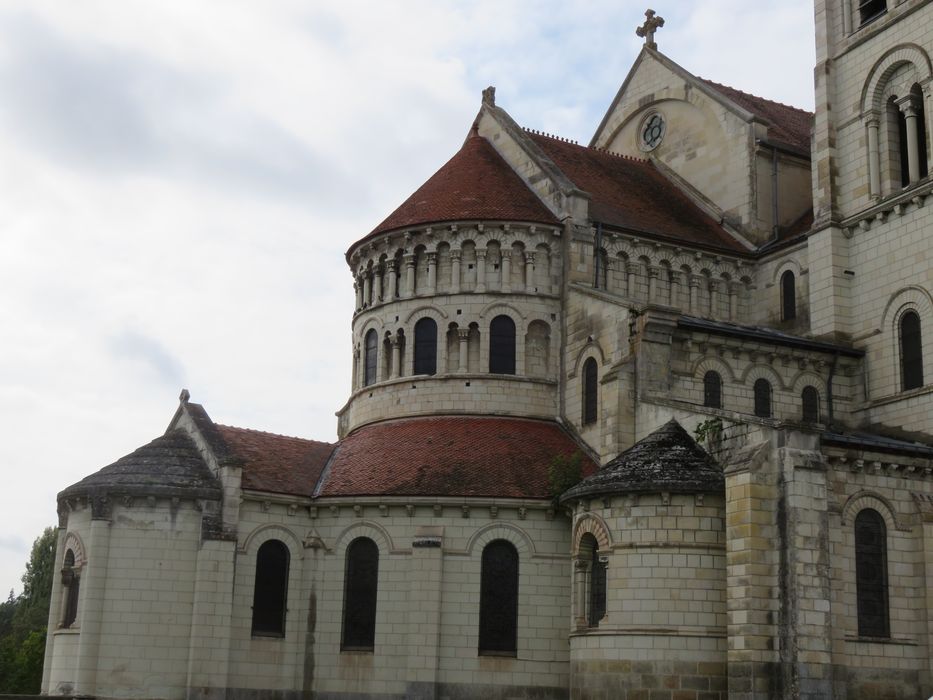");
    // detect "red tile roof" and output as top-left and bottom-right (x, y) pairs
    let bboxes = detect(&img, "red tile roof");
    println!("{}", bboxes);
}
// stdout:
(528, 132), (747, 253)
(367, 131), (560, 239)
(216, 425), (336, 497)
(700, 79), (813, 154)
(318, 416), (596, 499)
